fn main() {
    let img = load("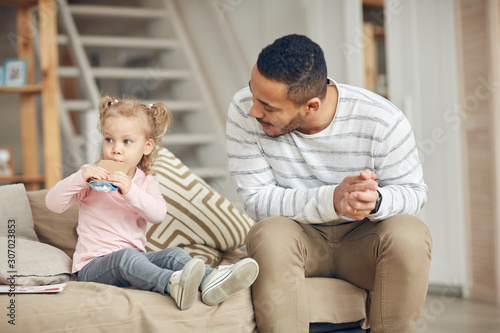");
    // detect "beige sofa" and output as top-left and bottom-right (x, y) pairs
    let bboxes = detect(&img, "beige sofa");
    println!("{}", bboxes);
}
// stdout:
(0, 148), (369, 332)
